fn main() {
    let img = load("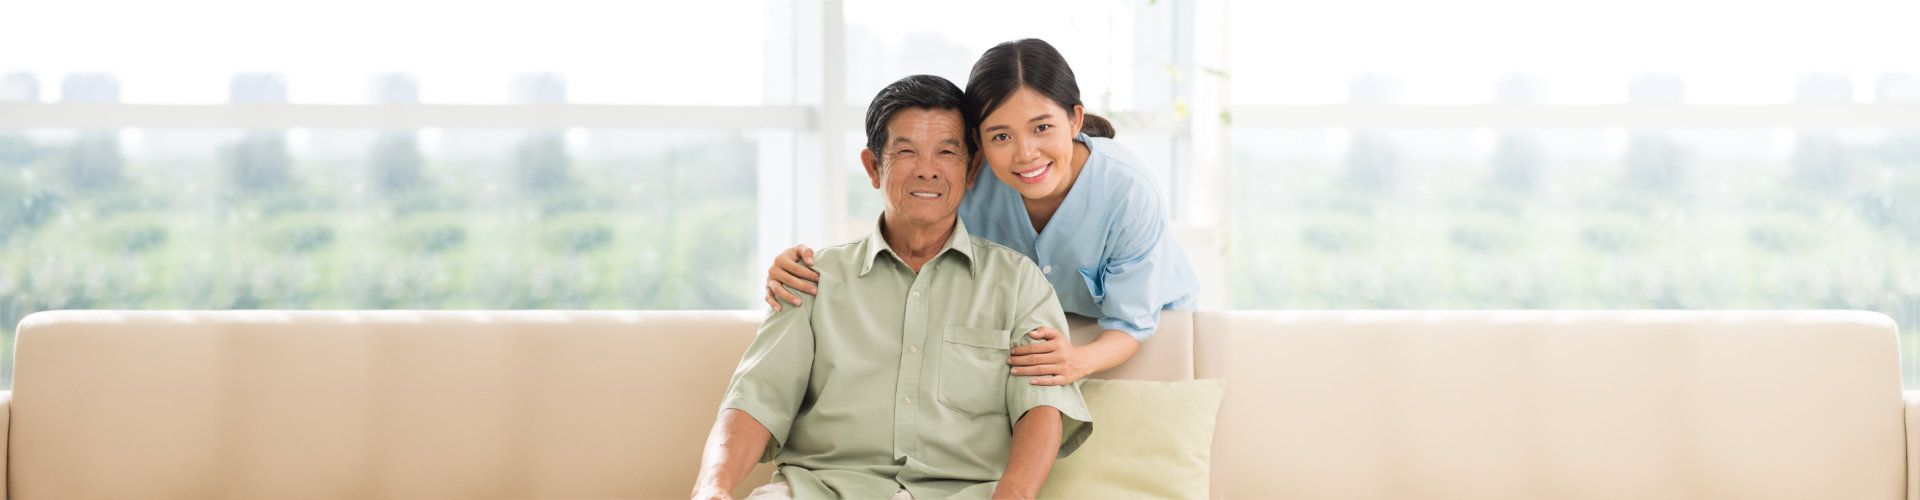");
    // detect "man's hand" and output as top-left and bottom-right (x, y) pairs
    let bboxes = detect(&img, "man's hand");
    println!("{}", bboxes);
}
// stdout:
(690, 486), (733, 500)
(991, 487), (1037, 500)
